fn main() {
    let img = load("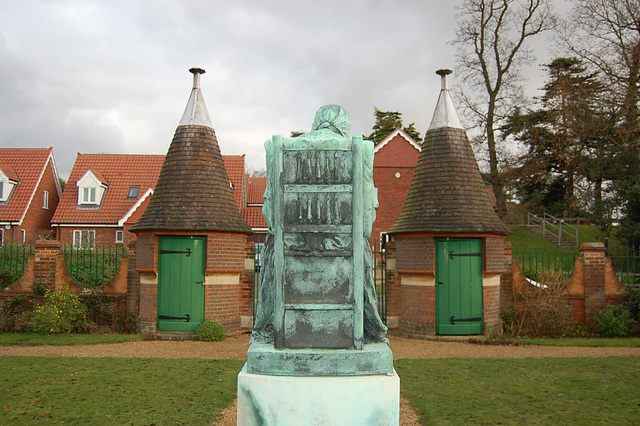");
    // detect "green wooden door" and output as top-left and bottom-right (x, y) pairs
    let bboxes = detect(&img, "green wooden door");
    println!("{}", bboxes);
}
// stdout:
(157, 236), (205, 332)
(436, 238), (483, 335)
